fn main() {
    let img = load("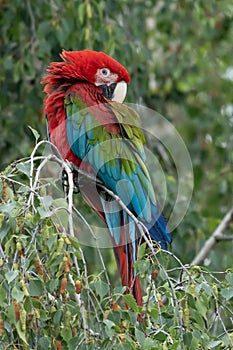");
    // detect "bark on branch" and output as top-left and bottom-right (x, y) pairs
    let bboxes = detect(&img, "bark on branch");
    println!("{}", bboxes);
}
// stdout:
(191, 207), (233, 266)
